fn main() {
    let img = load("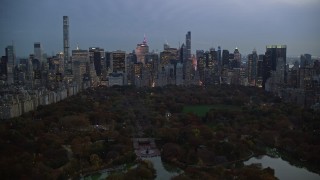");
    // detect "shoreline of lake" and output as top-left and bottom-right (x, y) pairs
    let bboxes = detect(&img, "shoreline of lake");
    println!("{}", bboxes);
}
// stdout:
(244, 155), (320, 180)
